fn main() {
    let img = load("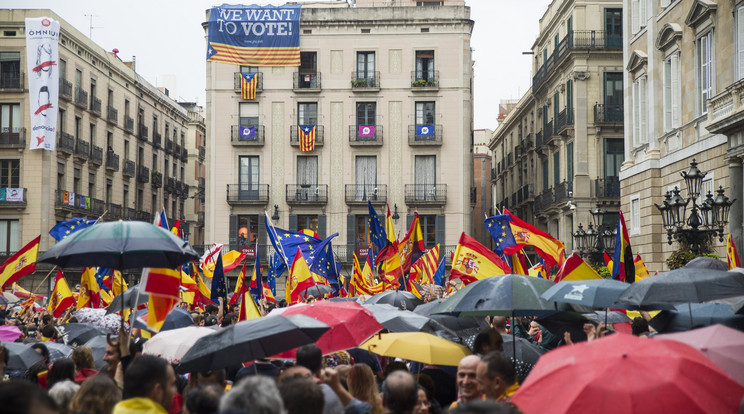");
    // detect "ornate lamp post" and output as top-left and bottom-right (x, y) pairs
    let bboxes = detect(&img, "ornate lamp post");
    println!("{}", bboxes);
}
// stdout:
(573, 203), (617, 265)
(654, 159), (734, 254)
